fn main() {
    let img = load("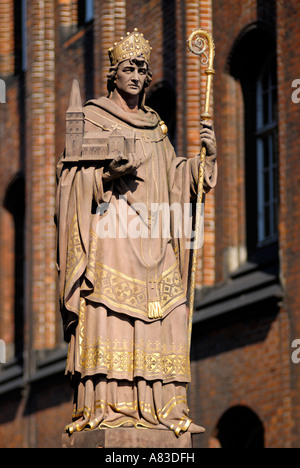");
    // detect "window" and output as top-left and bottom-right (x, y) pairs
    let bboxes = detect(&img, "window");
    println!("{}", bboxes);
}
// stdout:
(256, 57), (278, 245)
(14, 0), (27, 73)
(85, 0), (94, 22)
(78, 0), (94, 27)
(228, 25), (279, 256)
